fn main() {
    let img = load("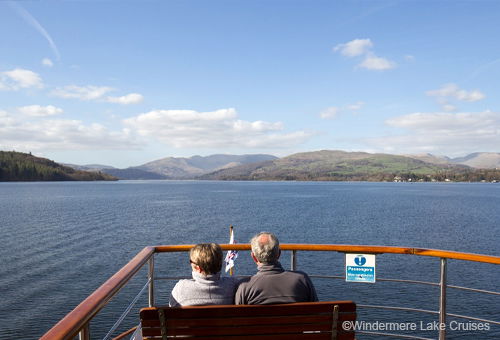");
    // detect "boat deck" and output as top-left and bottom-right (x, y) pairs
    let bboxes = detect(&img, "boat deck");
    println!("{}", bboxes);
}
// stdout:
(40, 244), (500, 340)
